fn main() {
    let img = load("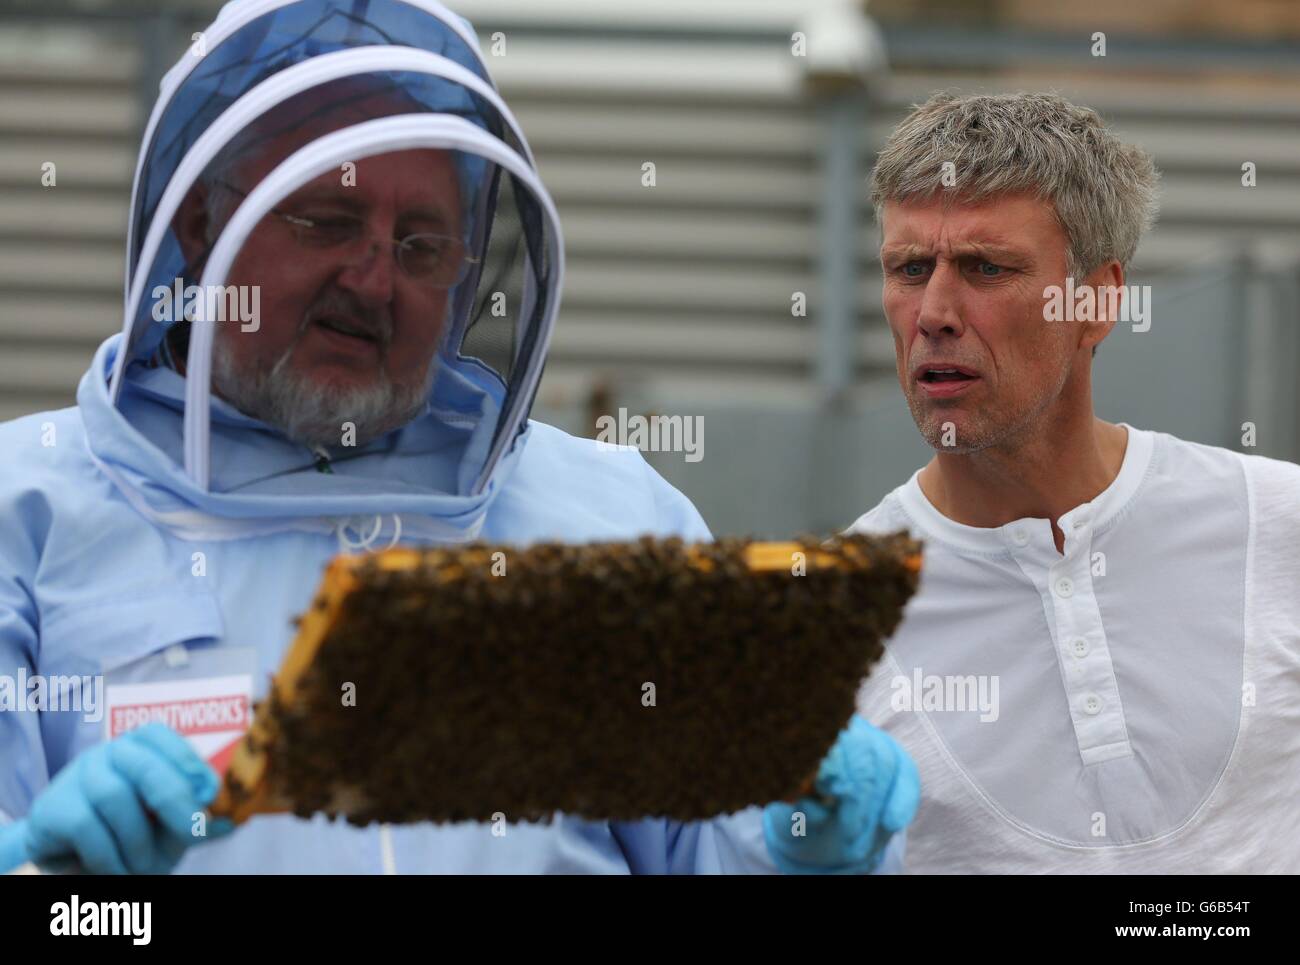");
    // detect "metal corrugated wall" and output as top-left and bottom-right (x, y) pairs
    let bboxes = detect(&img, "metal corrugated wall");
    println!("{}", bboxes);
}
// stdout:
(2, 1), (1297, 532)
